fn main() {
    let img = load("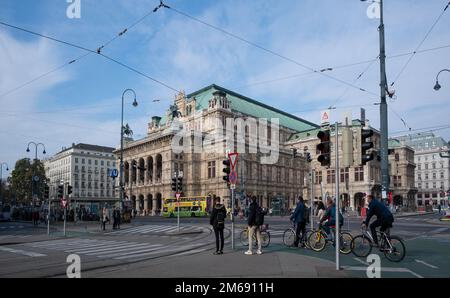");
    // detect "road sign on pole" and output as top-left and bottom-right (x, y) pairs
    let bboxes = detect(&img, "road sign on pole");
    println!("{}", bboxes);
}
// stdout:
(228, 152), (238, 170)
(229, 170), (237, 185)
